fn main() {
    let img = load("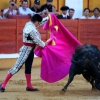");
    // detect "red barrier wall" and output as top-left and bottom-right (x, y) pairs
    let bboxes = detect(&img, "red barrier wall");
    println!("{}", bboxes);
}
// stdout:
(0, 19), (100, 53)
(0, 19), (17, 53)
